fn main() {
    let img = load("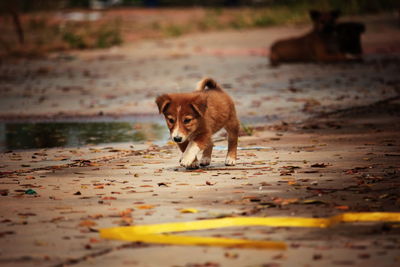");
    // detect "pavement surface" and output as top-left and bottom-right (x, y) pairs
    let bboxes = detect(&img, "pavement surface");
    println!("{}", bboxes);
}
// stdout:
(0, 13), (400, 267)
